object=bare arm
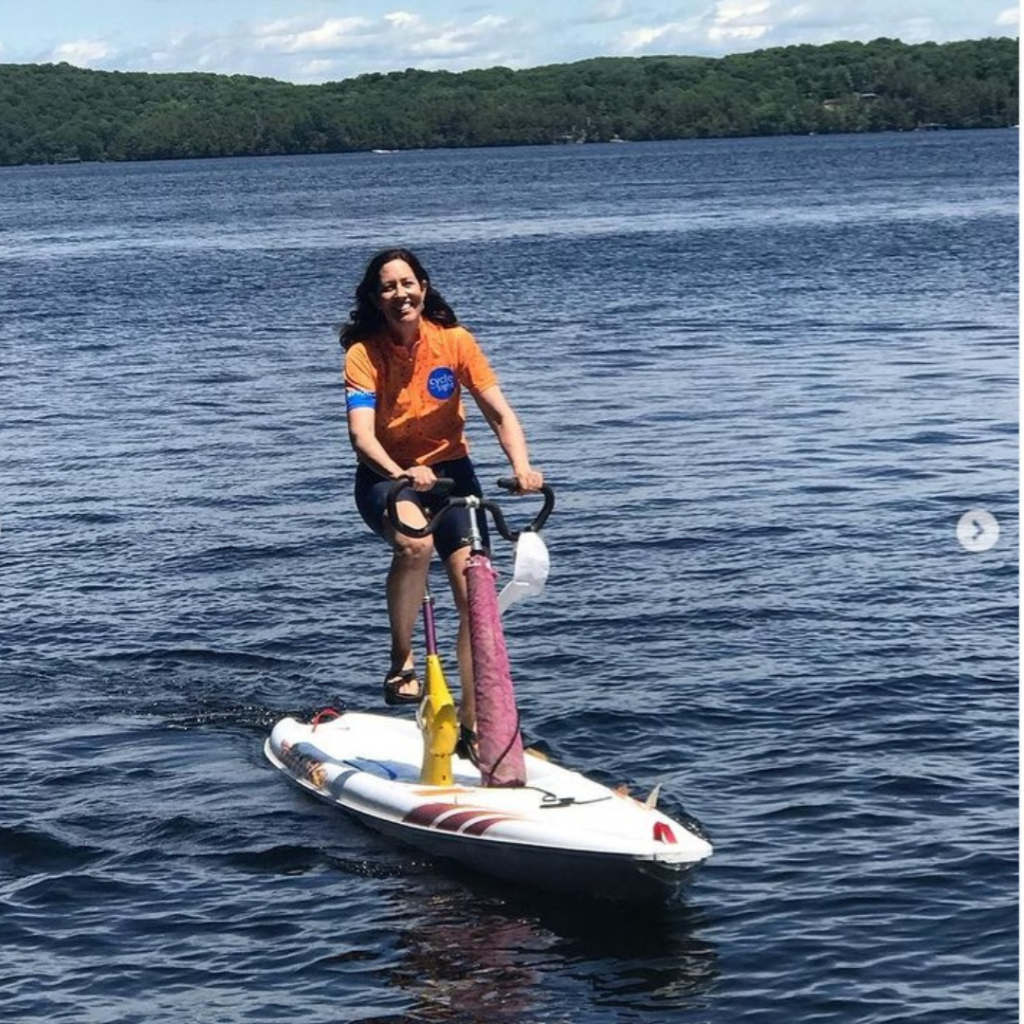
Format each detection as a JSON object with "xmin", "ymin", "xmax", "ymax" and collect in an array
[
  {"xmin": 347, "ymin": 407, "xmax": 437, "ymax": 490},
  {"xmin": 472, "ymin": 385, "xmax": 544, "ymax": 492}
]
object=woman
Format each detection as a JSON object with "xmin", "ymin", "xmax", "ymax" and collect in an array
[{"xmin": 340, "ymin": 248, "xmax": 544, "ymax": 746}]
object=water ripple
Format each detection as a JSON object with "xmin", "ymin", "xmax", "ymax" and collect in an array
[{"xmin": 0, "ymin": 131, "xmax": 1016, "ymax": 1024}]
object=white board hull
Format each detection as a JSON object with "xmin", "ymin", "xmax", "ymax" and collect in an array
[{"xmin": 265, "ymin": 712, "xmax": 712, "ymax": 902}]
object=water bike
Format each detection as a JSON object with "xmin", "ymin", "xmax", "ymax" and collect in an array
[{"xmin": 265, "ymin": 479, "xmax": 712, "ymax": 903}]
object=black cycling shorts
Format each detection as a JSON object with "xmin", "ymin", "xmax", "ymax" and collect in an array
[{"xmin": 354, "ymin": 456, "xmax": 490, "ymax": 562}]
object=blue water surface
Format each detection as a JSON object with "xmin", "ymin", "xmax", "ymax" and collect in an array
[{"xmin": 0, "ymin": 129, "xmax": 1017, "ymax": 1024}]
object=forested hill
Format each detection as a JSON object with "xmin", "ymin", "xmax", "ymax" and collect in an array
[{"xmin": 0, "ymin": 36, "xmax": 1017, "ymax": 166}]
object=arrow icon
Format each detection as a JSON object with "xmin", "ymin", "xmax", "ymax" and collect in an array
[{"xmin": 957, "ymin": 509, "xmax": 999, "ymax": 553}]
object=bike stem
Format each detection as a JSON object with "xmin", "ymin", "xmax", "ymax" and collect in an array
[
  {"xmin": 422, "ymin": 578, "xmax": 439, "ymax": 657},
  {"xmin": 463, "ymin": 496, "xmax": 487, "ymax": 555}
]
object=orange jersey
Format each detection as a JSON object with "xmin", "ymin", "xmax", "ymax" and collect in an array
[{"xmin": 344, "ymin": 319, "xmax": 499, "ymax": 467}]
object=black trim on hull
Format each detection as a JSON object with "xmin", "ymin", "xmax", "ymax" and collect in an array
[{"xmin": 348, "ymin": 799, "xmax": 702, "ymax": 904}]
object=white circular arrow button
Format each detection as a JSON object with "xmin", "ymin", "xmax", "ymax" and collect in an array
[{"xmin": 956, "ymin": 509, "xmax": 999, "ymax": 553}]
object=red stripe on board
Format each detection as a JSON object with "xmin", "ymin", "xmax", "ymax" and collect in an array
[
  {"xmin": 461, "ymin": 816, "xmax": 512, "ymax": 836},
  {"xmin": 402, "ymin": 802, "xmax": 458, "ymax": 827},
  {"xmin": 432, "ymin": 809, "xmax": 487, "ymax": 832},
  {"xmin": 402, "ymin": 802, "xmax": 520, "ymax": 835}
]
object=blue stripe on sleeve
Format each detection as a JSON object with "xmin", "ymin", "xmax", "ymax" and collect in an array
[{"xmin": 346, "ymin": 388, "xmax": 376, "ymax": 411}]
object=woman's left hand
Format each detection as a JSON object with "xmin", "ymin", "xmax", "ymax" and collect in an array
[{"xmin": 513, "ymin": 466, "xmax": 545, "ymax": 493}]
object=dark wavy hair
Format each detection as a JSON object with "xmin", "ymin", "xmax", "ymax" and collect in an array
[{"xmin": 339, "ymin": 248, "xmax": 459, "ymax": 350}]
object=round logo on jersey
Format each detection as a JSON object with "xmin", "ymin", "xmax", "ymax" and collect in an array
[{"xmin": 427, "ymin": 366, "xmax": 457, "ymax": 400}]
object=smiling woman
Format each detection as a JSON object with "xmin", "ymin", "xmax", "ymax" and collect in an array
[{"xmin": 338, "ymin": 247, "xmax": 545, "ymax": 747}]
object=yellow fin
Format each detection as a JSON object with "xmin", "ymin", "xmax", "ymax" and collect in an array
[{"xmin": 419, "ymin": 654, "xmax": 457, "ymax": 785}]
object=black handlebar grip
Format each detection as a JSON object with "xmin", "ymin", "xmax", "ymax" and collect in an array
[
  {"xmin": 494, "ymin": 479, "xmax": 555, "ymax": 534},
  {"xmin": 385, "ymin": 476, "xmax": 455, "ymax": 537}
]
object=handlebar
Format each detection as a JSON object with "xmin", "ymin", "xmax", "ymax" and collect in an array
[{"xmin": 386, "ymin": 476, "xmax": 555, "ymax": 544}]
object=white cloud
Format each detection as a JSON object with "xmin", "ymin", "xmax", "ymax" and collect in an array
[
  {"xmin": 894, "ymin": 16, "xmax": 941, "ymax": 42},
  {"xmin": 298, "ymin": 58, "xmax": 337, "ymax": 78},
  {"xmin": 246, "ymin": 11, "xmax": 521, "ymax": 72},
  {"xmin": 409, "ymin": 16, "xmax": 513, "ymax": 58},
  {"xmin": 707, "ymin": 0, "xmax": 775, "ymax": 43},
  {"xmin": 26, "ymin": 2, "xmax": 1015, "ymax": 85},
  {"xmin": 616, "ymin": 0, "xmax": 979, "ymax": 58},
  {"xmin": 617, "ymin": 0, "xmax": 781, "ymax": 54},
  {"xmin": 619, "ymin": 24, "xmax": 682, "ymax": 50},
  {"xmin": 384, "ymin": 12, "xmax": 423, "ymax": 30},
  {"xmin": 714, "ymin": 0, "xmax": 772, "ymax": 23},
  {"xmin": 582, "ymin": 0, "xmax": 630, "ymax": 23},
  {"xmin": 255, "ymin": 17, "xmax": 375, "ymax": 54},
  {"xmin": 51, "ymin": 38, "xmax": 114, "ymax": 66}
]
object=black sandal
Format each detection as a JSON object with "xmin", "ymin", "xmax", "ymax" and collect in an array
[
  {"xmin": 383, "ymin": 669, "xmax": 422, "ymax": 706},
  {"xmin": 454, "ymin": 724, "xmax": 479, "ymax": 764}
]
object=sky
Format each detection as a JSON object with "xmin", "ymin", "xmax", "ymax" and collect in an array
[{"xmin": 0, "ymin": 0, "xmax": 1018, "ymax": 84}]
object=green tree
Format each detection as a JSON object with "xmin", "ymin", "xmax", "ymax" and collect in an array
[{"xmin": 0, "ymin": 38, "xmax": 1016, "ymax": 166}]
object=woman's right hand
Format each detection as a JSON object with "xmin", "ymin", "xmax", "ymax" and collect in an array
[{"xmin": 401, "ymin": 465, "xmax": 437, "ymax": 492}]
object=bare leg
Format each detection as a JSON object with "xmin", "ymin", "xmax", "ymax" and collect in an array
[
  {"xmin": 444, "ymin": 545, "xmax": 474, "ymax": 729},
  {"xmin": 385, "ymin": 500, "xmax": 433, "ymax": 697}
]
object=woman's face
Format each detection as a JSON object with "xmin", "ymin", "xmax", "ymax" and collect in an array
[{"xmin": 375, "ymin": 259, "xmax": 426, "ymax": 332}]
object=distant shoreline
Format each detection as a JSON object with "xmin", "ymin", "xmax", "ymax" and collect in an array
[
  {"xmin": 3, "ymin": 124, "xmax": 1017, "ymax": 174},
  {"xmin": 0, "ymin": 37, "xmax": 1017, "ymax": 167}
]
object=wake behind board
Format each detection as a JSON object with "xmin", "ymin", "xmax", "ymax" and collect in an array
[{"xmin": 265, "ymin": 711, "xmax": 712, "ymax": 903}]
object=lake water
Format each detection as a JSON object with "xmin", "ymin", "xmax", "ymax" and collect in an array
[{"xmin": 0, "ymin": 129, "xmax": 1017, "ymax": 1024}]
